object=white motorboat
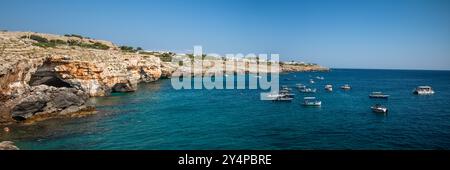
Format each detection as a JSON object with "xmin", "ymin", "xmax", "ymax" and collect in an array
[
  {"xmin": 273, "ymin": 96, "xmax": 294, "ymax": 102},
  {"xmin": 302, "ymin": 97, "xmax": 321, "ymax": 107},
  {"xmin": 296, "ymin": 84, "xmax": 306, "ymax": 89},
  {"xmin": 325, "ymin": 85, "xmax": 333, "ymax": 92},
  {"xmin": 371, "ymin": 104, "xmax": 388, "ymax": 113},
  {"xmin": 369, "ymin": 92, "xmax": 389, "ymax": 99},
  {"xmin": 341, "ymin": 84, "xmax": 351, "ymax": 90},
  {"xmin": 299, "ymin": 88, "xmax": 317, "ymax": 93},
  {"xmin": 413, "ymin": 86, "xmax": 435, "ymax": 95}
]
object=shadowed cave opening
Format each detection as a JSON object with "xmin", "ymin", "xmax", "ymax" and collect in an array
[
  {"xmin": 29, "ymin": 62, "xmax": 73, "ymax": 88},
  {"xmin": 112, "ymin": 83, "xmax": 133, "ymax": 92}
]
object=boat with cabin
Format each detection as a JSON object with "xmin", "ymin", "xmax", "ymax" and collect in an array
[{"xmin": 413, "ymin": 86, "xmax": 435, "ymax": 95}]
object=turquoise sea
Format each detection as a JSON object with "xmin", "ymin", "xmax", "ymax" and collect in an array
[{"xmin": 1, "ymin": 69, "xmax": 450, "ymax": 149}]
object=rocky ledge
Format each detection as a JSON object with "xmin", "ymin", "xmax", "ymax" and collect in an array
[{"xmin": 0, "ymin": 31, "xmax": 328, "ymax": 124}]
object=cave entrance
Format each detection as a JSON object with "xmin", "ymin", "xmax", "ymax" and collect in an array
[{"xmin": 29, "ymin": 62, "xmax": 73, "ymax": 88}]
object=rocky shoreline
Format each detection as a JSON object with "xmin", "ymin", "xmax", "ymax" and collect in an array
[{"xmin": 0, "ymin": 31, "xmax": 329, "ymax": 125}]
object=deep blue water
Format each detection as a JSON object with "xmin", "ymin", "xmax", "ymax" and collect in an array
[{"xmin": 2, "ymin": 69, "xmax": 450, "ymax": 149}]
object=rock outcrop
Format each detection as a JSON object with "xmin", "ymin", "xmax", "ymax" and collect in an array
[
  {"xmin": 10, "ymin": 85, "xmax": 92, "ymax": 121},
  {"xmin": 0, "ymin": 31, "xmax": 162, "ymax": 124},
  {"xmin": 0, "ymin": 141, "xmax": 19, "ymax": 150},
  {"xmin": 281, "ymin": 63, "xmax": 330, "ymax": 72}
]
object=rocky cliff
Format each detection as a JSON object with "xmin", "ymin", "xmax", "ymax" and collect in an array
[
  {"xmin": 0, "ymin": 31, "xmax": 162, "ymax": 124},
  {"xmin": 0, "ymin": 31, "xmax": 328, "ymax": 124}
]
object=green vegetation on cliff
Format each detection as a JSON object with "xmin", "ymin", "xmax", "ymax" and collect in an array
[
  {"xmin": 119, "ymin": 46, "xmax": 143, "ymax": 53},
  {"xmin": 21, "ymin": 34, "xmax": 109, "ymax": 50}
]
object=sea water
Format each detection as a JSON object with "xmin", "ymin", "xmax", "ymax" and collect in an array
[{"xmin": 2, "ymin": 69, "xmax": 450, "ymax": 149}]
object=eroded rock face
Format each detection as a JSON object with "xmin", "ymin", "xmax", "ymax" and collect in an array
[
  {"xmin": 160, "ymin": 62, "xmax": 178, "ymax": 78},
  {"xmin": 11, "ymin": 100, "xmax": 47, "ymax": 120},
  {"xmin": 10, "ymin": 85, "xmax": 90, "ymax": 121}
]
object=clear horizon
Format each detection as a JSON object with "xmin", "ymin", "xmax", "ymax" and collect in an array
[{"xmin": 0, "ymin": 0, "xmax": 449, "ymax": 70}]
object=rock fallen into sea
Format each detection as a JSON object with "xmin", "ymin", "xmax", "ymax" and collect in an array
[
  {"xmin": 0, "ymin": 141, "xmax": 19, "ymax": 150},
  {"xmin": 10, "ymin": 85, "xmax": 90, "ymax": 121}
]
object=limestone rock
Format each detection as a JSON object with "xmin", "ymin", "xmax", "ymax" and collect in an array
[
  {"xmin": 9, "ymin": 85, "xmax": 90, "ymax": 121},
  {"xmin": 0, "ymin": 31, "xmax": 164, "ymax": 123}
]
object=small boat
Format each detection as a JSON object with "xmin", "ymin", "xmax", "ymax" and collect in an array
[
  {"xmin": 369, "ymin": 92, "xmax": 389, "ymax": 99},
  {"xmin": 299, "ymin": 88, "xmax": 317, "ymax": 93},
  {"xmin": 255, "ymin": 75, "xmax": 262, "ymax": 79},
  {"xmin": 309, "ymin": 79, "xmax": 315, "ymax": 84},
  {"xmin": 281, "ymin": 85, "xmax": 292, "ymax": 91},
  {"xmin": 273, "ymin": 97, "xmax": 293, "ymax": 101},
  {"xmin": 296, "ymin": 84, "xmax": 306, "ymax": 89},
  {"xmin": 267, "ymin": 93, "xmax": 285, "ymax": 98},
  {"xmin": 280, "ymin": 90, "xmax": 295, "ymax": 98},
  {"xmin": 371, "ymin": 104, "xmax": 388, "ymax": 113},
  {"xmin": 269, "ymin": 94, "xmax": 293, "ymax": 102},
  {"xmin": 341, "ymin": 84, "xmax": 351, "ymax": 90},
  {"xmin": 316, "ymin": 76, "xmax": 324, "ymax": 80},
  {"xmin": 302, "ymin": 97, "xmax": 321, "ymax": 106},
  {"xmin": 413, "ymin": 86, "xmax": 435, "ymax": 95},
  {"xmin": 325, "ymin": 85, "xmax": 333, "ymax": 92}
]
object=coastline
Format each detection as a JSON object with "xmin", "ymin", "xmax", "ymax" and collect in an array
[{"xmin": 0, "ymin": 31, "xmax": 329, "ymax": 125}]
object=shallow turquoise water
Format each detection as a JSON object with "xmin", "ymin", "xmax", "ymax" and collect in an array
[{"xmin": 2, "ymin": 69, "xmax": 450, "ymax": 149}]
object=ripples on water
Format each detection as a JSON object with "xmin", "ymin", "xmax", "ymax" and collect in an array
[{"xmin": 2, "ymin": 69, "xmax": 450, "ymax": 149}]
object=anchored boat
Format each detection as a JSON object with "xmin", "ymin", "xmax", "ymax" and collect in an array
[
  {"xmin": 273, "ymin": 96, "xmax": 294, "ymax": 101},
  {"xmin": 281, "ymin": 85, "xmax": 293, "ymax": 91},
  {"xmin": 296, "ymin": 84, "xmax": 306, "ymax": 89},
  {"xmin": 302, "ymin": 97, "xmax": 321, "ymax": 107},
  {"xmin": 299, "ymin": 88, "xmax": 317, "ymax": 93},
  {"xmin": 413, "ymin": 86, "xmax": 435, "ymax": 95},
  {"xmin": 371, "ymin": 104, "xmax": 388, "ymax": 113},
  {"xmin": 325, "ymin": 85, "xmax": 333, "ymax": 92},
  {"xmin": 280, "ymin": 90, "xmax": 295, "ymax": 98},
  {"xmin": 369, "ymin": 92, "xmax": 389, "ymax": 99},
  {"xmin": 341, "ymin": 84, "xmax": 351, "ymax": 90}
]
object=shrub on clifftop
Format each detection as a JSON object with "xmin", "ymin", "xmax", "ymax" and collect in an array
[{"xmin": 64, "ymin": 34, "xmax": 84, "ymax": 39}]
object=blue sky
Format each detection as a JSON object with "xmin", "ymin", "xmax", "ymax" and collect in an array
[{"xmin": 0, "ymin": 0, "xmax": 449, "ymax": 70}]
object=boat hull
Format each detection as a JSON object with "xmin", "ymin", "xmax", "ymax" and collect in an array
[
  {"xmin": 371, "ymin": 107, "xmax": 388, "ymax": 113},
  {"xmin": 413, "ymin": 91, "xmax": 435, "ymax": 95},
  {"xmin": 369, "ymin": 95, "xmax": 389, "ymax": 99}
]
